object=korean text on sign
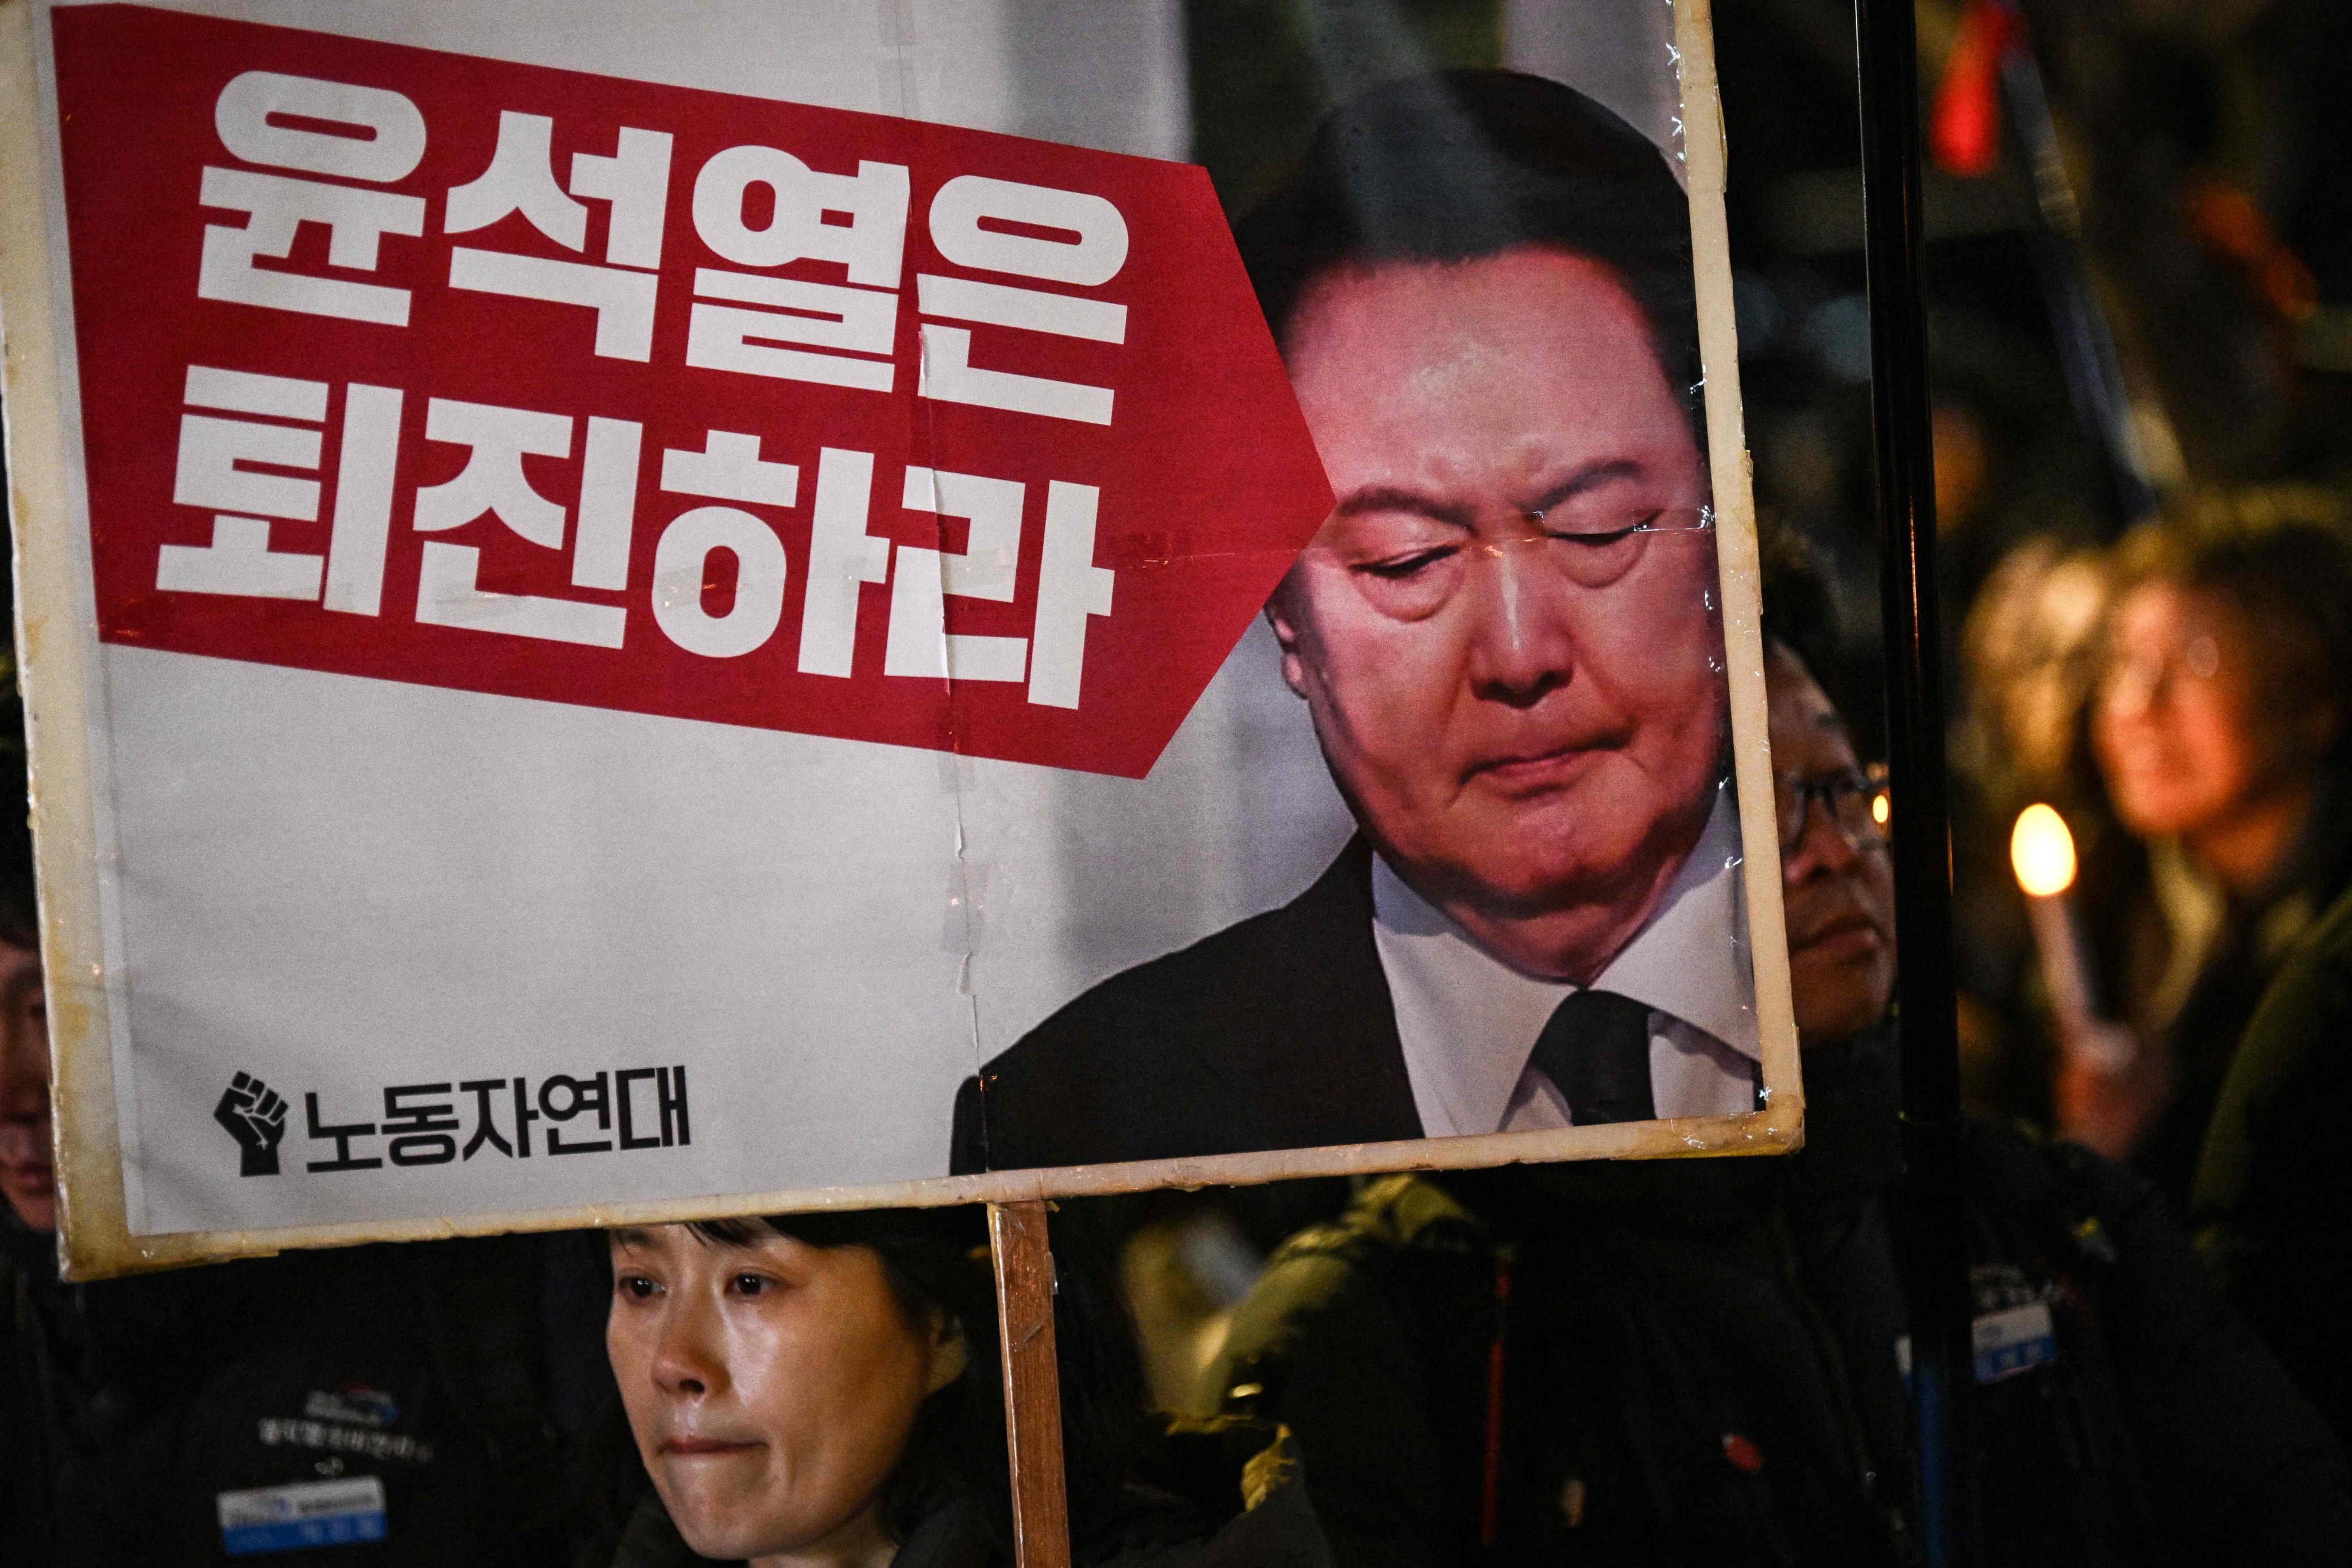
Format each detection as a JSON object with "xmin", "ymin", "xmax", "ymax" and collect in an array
[{"xmin": 53, "ymin": 5, "xmax": 1331, "ymax": 778}]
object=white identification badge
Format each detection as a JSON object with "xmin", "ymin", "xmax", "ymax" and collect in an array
[
  {"xmin": 217, "ymin": 1476, "xmax": 388, "ymax": 1555},
  {"xmin": 1971, "ymin": 1300, "xmax": 2059, "ymax": 1384}
]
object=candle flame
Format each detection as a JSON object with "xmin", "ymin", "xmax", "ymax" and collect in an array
[{"xmin": 2011, "ymin": 804, "xmax": 2077, "ymax": 898}]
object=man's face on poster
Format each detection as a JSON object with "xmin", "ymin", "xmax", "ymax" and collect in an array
[{"xmin": 1269, "ymin": 246, "xmax": 1727, "ymax": 980}]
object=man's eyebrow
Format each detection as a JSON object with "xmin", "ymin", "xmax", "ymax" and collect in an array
[
  {"xmin": 1333, "ymin": 458, "xmax": 1651, "ymax": 528},
  {"xmin": 1331, "ymin": 486, "xmax": 1479, "ymax": 528},
  {"xmin": 1528, "ymin": 460, "xmax": 1644, "ymax": 515}
]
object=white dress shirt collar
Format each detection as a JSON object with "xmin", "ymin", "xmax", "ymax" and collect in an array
[{"xmin": 1369, "ymin": 784, "xmax": 1758, "ymax": 1136}]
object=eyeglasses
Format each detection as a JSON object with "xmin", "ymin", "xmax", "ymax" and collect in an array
[{"xmin": 1774, "ymin": 762, "xmax": 1890, "ymax": 855}]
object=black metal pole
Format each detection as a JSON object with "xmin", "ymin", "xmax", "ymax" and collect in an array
[{"xmin": 1853, "ymin": 0, "xmax": 1976, "ymax": 1562}]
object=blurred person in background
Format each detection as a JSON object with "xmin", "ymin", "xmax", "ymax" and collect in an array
[
  {"xmin": 2191, "ymin": 855, "xmax": 2352, "ymax": 1446},
  {"xmin": 2172, "ymin": 508, "xmax": 2352, "ymax": 1437},
  {"xmin": 1115, "ymin": 1203, "xmax": 1269, "ymax": 1418},
  {"xmin": 1195, "ymin": 531, "xmax": 2351, "ymax": 1568},
  {"xmin": 1953, "ymin": 538, "xmax": 2121, "ymax": 1121},
  {"xmin": 600, "ymin": 1208, "xmax": 1329, "ymax": 1567},
  {"xmin": 2071, "ymin": 496, "xmax": 2352, "ymax": 1207}
]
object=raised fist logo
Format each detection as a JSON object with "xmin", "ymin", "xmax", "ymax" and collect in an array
[{"xmin": 214, "ymin": 1072, "xmax": 288, "ymax": 1177}]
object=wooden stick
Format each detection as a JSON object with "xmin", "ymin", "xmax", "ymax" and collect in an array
[{"xmin": 989, "ymin": 1200, "xmax": 1071, "ymax": 1568}]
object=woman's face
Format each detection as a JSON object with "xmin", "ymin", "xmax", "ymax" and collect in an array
[
  {"xmin": 608, "ymin": 1225, "xmax": 964, "ymax": 1566},
  {"xmin": 2092, "ymin": 582, "xmax": 2285, "ymax": 841}
]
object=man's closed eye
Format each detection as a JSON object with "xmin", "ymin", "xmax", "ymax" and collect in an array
[{"xmin": 1360, "ymin": 546, "xmax": 1458, "ymax": 580}]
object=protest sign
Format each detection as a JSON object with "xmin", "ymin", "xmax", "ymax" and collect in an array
[{"xmin": 0, "ymin": 0, "xmax": 1797, "ymax": 1279}]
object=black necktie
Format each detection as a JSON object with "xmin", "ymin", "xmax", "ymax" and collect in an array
[{"xmin": 1530, "ymin": 989, "xmax": 1656, "ymax": 1125}]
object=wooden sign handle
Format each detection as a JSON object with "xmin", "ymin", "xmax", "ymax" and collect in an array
[{"xmin": 988, "ymin": 1200, "xmax": 1072, "ymax": 1568}]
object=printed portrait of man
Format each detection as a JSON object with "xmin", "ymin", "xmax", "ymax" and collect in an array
[{"xmin": 951, "ymin": 69, "xmax": 1755, "ymax": 1173}]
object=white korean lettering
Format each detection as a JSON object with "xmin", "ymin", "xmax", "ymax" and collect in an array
[
  {"xmin": 445, "ymin": 112, "xmax": 588, "ymax": 249},
  {"xmin": 1029, "ymin": 480, "xmax": 1114, "ymax": 709},
  {"xmin": 573, "ymin": 418, "xmax": 644, "ymax": 593},
  {"xmin": 159, "ymin": 365, "xmax": 329, "ymax": 600},
  {"xmin": 198, "ymin": 167, "xmax": 426, "ymax": 325},
  {"xmin": 569, "ymin": 127, "xmax": 674, "ymax": 269},
  {"xmin": 795, "ymin": 447, "xmax": 890, "ymax": 678},
  {"xmin": 410, "ymin": 399, "xmax": 629, "ymax": 646},
  {"xmin": 916, "ymin": 177, "xmax": 1126, "ymax": 424},
  {"xmin": 914, "ymin": 271, "xmax": 1122, "ymax": 425},
  {"xmin": 685, "ymin": 268, "xmax": 895, "ymax": 391},
  {"xmin": 928, "ymin": 175, "xmax": 1127, "ymax": 286},
  {"xmin": 174, "ymin": 412, "xmax": 319, "ymax": 520},
  {"xmin": 214, "ymin": 71, "xmax": 426, "ymax": 184},
  {"xmin": 157, "ymin": 515, "xmax": 322, "ymax": 600},
  {"xmin": 691, "ymin": 145, "xmax": 909, "ymax": 286},
  {"xmin": 651, "ymin": 506, "xmax": 789, "ymax": 658},
  {"xmin": 412, "ymin": 398, "xmax": 571, "ymax": 545},
  {"xmin": 199, "ymin": 73, "xmax": 427, "ymax": 326},
  {"xmin": 447, "ymin": 248, "xmax": 657, "ymax": 360},
  {"xmin": 322, "ymin": 384, "xmax": 405, "ymax": 616},
  {"xmin": 185, "ymin": 363, "xmax": 328, "ymax": 421},
  {"xmin": 659, "ymin": 430, "xmax": 800, "ymax": 508},
  {"xmin": 916, "ymin": 273, "xmax": 1126, "ymax": 343},
  {"xmin": 416, "ymin": 542, "xmax": 624, "ymax": 647},
  {"xmin": 650, "ymin": 432, "xmax": 796, "ymax": 657},
  {"xmin": 884, "ymin": 466, "xmax": 1025, "ymax": 683},
  {"xmin": 917, "ymin": 323, "xmax": 1112, "ymax": 424},
  {"xmin": 695, "ymin": 269, "xmax": 894, "ymax": 354},
  {"xmin": 443, "ymin": 115, "xmax": 674, "ymax": 267},
  {"xmin": 442, "ymin": 113, "xmax": 673, "ymax": 353}
]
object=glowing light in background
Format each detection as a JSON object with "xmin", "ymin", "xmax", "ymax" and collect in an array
[{"xmin": 2011, "ymin": 804, "xmax": 2077, "ymax": 898}]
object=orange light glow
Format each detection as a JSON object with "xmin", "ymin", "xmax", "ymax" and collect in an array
[{"xmin": 2011, "ymin": 804, "xmax": 2077, "ymax": 898}]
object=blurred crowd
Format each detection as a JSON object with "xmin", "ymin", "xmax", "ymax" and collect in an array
[{"xmin": 9, "ymin": 0, "xmax": 2352, "ymax": 1563}]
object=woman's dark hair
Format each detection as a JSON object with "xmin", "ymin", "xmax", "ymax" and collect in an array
[
  {"xmin": 676, "ymin": 1205, "xmax": 1128, "ymax": 1551},
  {"xmin": 2108, "ymin": 488, "xmax": 2352, "ymax": 769},
  {"xmin": 1234, "ymin": 68, "xmax": 1703, "ymax": 451}
]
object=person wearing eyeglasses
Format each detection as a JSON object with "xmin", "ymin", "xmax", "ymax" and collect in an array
[
  {"xmin": 1773, "ymin": 755, "xmax": 1896, "ymax": 1047},
  {"xmin": 954, "ymin": 71, "xmax": 1754, "ymax": 1175},
  {"xmin": 2071, "ymin": 504, "xmax": 2352, "ymax": 1210}
]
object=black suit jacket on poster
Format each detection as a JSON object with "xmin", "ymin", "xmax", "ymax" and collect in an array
[{"xmin": 949, "ymin": 838, "xmax": 1426, "ymax": 1173}]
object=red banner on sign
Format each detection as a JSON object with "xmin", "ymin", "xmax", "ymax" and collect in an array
[{"xmin": 49, "ymin": 4, "xmax": 1330, "ymax": 778}]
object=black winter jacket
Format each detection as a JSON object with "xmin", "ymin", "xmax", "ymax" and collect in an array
[
  {"xmin": 2191, "ymin": 876, "xmax": 2352, "ymax": 1443},
  {"xmin": 605, "ymin": 1427, "xmax": 1335, "ymax": 1568},
  {"xmin": 1201, "ymin": 1031, "xmax": 2352, "ymax": 1567},
  {"xmin": 0, "ymin": 1222, "xmax": 605, "ymax": 1566}
]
